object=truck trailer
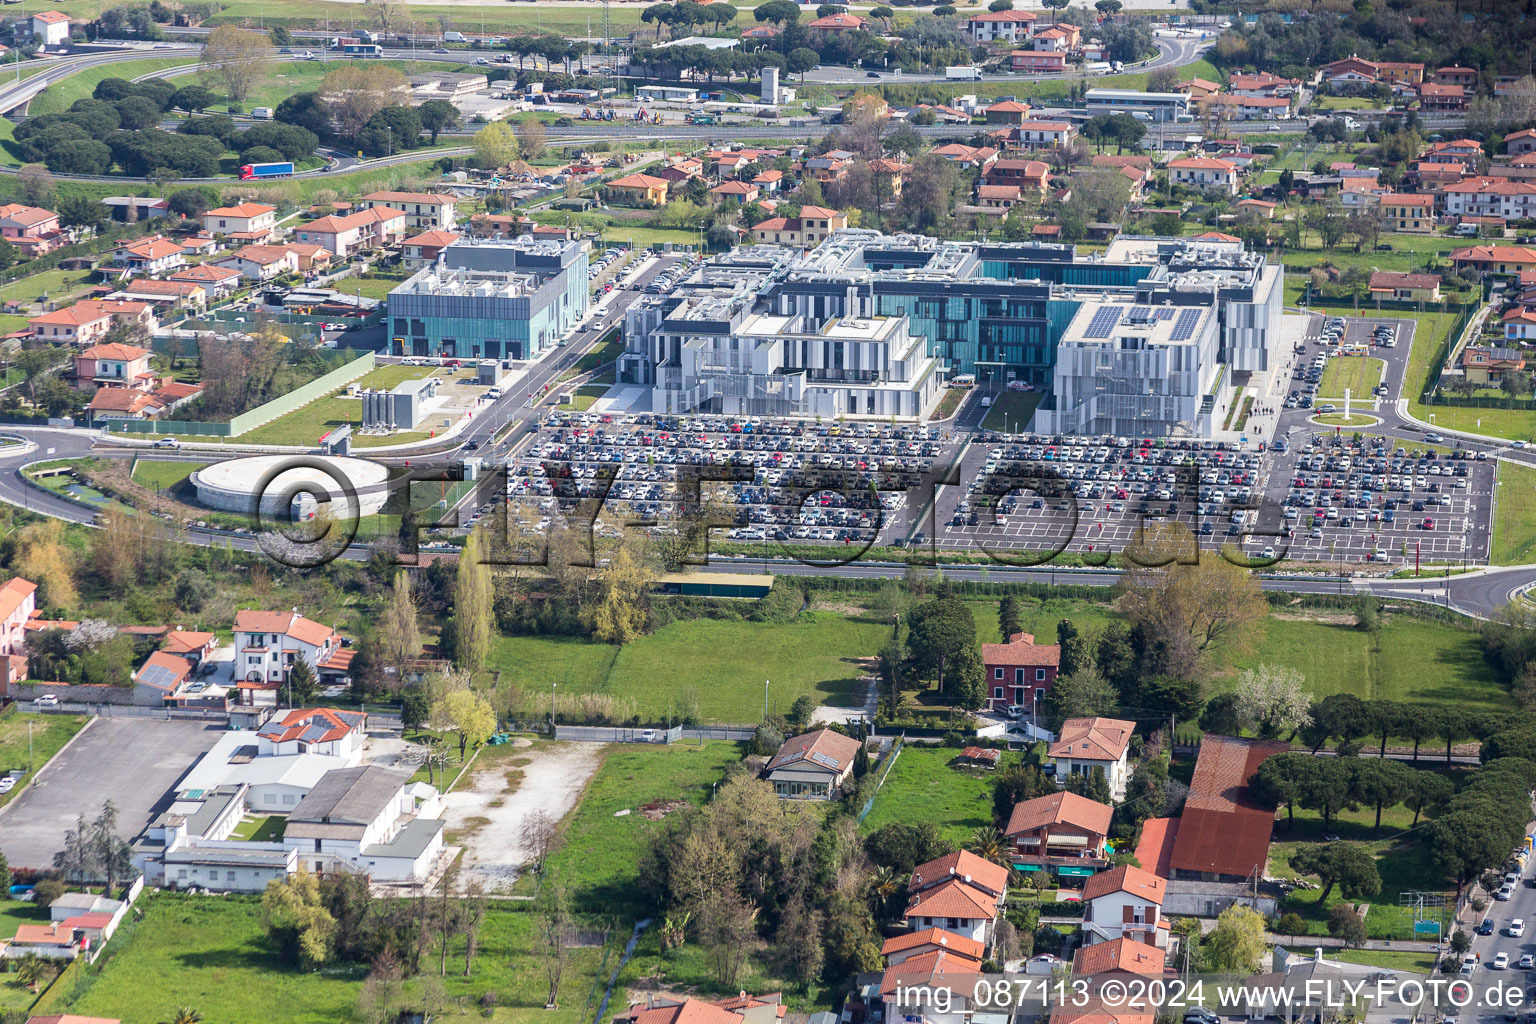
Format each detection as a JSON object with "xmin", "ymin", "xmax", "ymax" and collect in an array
[
  {"xmin": 945, "ymin": 66, "xmax": 982, "ymax": 81},
  {"xmin": 240, "ymin": 162, "xmax": 296, "ymax": 180}
]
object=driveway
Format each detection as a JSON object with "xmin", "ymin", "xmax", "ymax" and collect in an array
[{"xmin": 0, "ymin": 717, "xmax": 224, "ymax": 870}]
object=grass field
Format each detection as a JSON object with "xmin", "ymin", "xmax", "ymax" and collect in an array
[
  {"xmin": 28, "ymin": 58, "xmax": 201, "ymax": 117},
  {"xmin": 234, "ymin": 365, "xmax": 438, "ymax": 448},
  {"xmin": 860, "ymin": 745, "xmax": 1013, "ymax": 846},
  {"xmin": 1494, "ymin": 459, "xmax": 1536, "ymax": 565},
  {"xmin": 488, "ymin": 614, "xmax": 886, "ymax": 724},
  {"xmin": 0, "ymin": 900, "xmax": 52, "ymax": 1012},
  {"xmin": 64, "ymin": 892, "xmax": 617, "ymax": 1024},
  {"xmin": 981, "ymin": 390, "xmax": 1043, "ymax": 433},
  {"xmin": 544, "ymin": 742, "xmax": 743, "ymax": 914},
  {"xmin": 1399, "ymin": 310, "xmax": 1536, "ymax": 441},
  {"xmin": 130, "ymin": 460, "xmax": 208, "ymax": 494},
  {"xmin": 0, "ymin": 712, "xmax": 88, "ymax": 809},
  {"xmin": 0, "ymin": 268, "xmax": 96, "ymax": 308},
  {"xmin": 1293, "ymin": 948, "xmax": 1435, "ymax": 974},
  {"xmin": 228, "ymin": 815, "xmax": 285, "ymax": 841},
  {"xmin": 1317, "ymin": 356, "xmax": 1384, "ymax": 398}
]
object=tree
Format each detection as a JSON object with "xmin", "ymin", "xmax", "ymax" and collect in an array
[
  {"xmin": 998, "ymin": 596, "xmax": 1022, "ymax": 643},
  {"xmin": 1201, "ymin": 904, "xmax": 1266, "ymax": 974},
  {"xmin": 438, "ymin": 687, "xmax": 496, "ymax": 760},
  {"xmin": 320, "ymin": 65, "xmax": 408, "ymax": 137},
  {"xmin": 697, "ymin": 891, "xmax": 759, "ymax": 988},
  {"xmin": 864, "ymin": 821, "xmax": 953, "ymax": 874},
  {"xmin": 1328, "ymin": 903, "xmax": 1368, "ymax": 948},
  {"xmin": 1403, "ymin": 769, "xmax": 1453, "ymax": 828},
  {"xmin": 15, "ymin": 519, "xmax": 77, "ymax": 610},
  {"xmin": 1118, "ymin": 523, "xmax": 1266, "ymax": 668},
  {"xmin": 47, "ymin": 140, "xmax": 113, "ymax": 177},
  {"xmin": 473, "ymin": 121, "xmax": 519, "ymax": 169},
  {"xmin": 417, "ymin": 98, "xmax": 459, "ymax": 143},
  {"xmin": 905, "ymin": 595, "xmax": 981, "ymax": 699},
  {"xmin": 965, "ymin": 826, "xmax": 1008, "ymax": 866},
  {"xmin": 1095, "ymin": 0, "xmax": 1123, "ymax": 14},
  {"xmin": 201, "ymin": 26, "xmax": 270, "ymax": 102},
  {"xmin": 260, "ymin": 870, "xmax": 336, "ymax": 969},
  {"xmin": 1231, "ymin": 664, "xmax": 1313, "ymax": 738},
  {"xmin": 992, "ymin": 760, "xmax": 1053, "ymax": 825},
  {"xmin": 453, "ymin": 531, "xmax": 493, "ymax": 672},
  {"xmin": 1349, "ymin": 758, "xmax": 1412, "ymax": 829},
  {"xmin": 787, "ymin": 47, "xmax": 819, "ymax": 83},
  {"xmin": 535, "ymin": 877, "xmax": 573, "ymax": 1007},
  {"xmin": 17, "ymin": 164, "xmax": 55, "ymax": 207},
  {"xmin": 755, "ymin": 0, "xmax": 800, "ymax": 25},
  {"xmin": 1043, "ymin": 667, "xmax": 1119, "ymax": 729},
  {"xmin": 1251, "ymin": 752, "xmax": 1310, "ymax": 826},
  {"xmin": 401, "ymin": 687, "xmax": 429, "ymax": 729},
  {"xmin": 1291, "ymin": 842, "xmax": 1381, "ymax": 905},
  {"xmin": 275, "ymin": 92, "xmax": 333, "ymax": 137},
  {"xmin": 516, "ymin": 117, "xmax": 547, "ymax": 160},
  {"xmin": 521, "ymin": 808, "xmax": 558, "ymax": 873},
  {"xmin": 1146, "ymin": 65, "xmax": 1179, "ymax": 93},
  {"xmin": 287, "ymin": 658, "xmax": 318, "ymax": 706},
  {"xmin": 586, "ymin": 540, "xmax": 648, "ymax": 645},
  {"xmin": 1298, "ymin": 757, "xmax": 1353, "ymax": 830},
  {"xmin": 169, "ymin": 1008, "xmax": 203, "ymax": 1024},
  {"xmin": 1276, "ymin": 911, "xmax": 1307, "ymax": 938},
  {"xmin": 380, "ymin": 570, "xmax": 421, "ymax": 673}
]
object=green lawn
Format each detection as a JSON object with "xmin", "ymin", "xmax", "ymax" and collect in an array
[
  {"xmin": 981, "ymin": 390, "xmax": 1043, "ymax": 433},
  {"xmin": 0, "ymin": 269, "xmax": 96, "ymax": 308},
  {"xmin": 570, "ymin": 384, "xmax": 607, "ymax": 412},
  {"xmin": 489, "ymin": 614, "xmax": 886, "ymax": 724},
  {"xmin": 1399, "ymin": 309, "xmax": 1536, "ymax": 441},
  {"xmin": 28, "ymin": 58, "xmax": 202, "ymax": 117},
  {"xmin": 0, "ymin": 712, "xmax": 88, "ymax": 809},
  {"xmin": 228, "ymin": 815, "xmax": 285, "ymax": 841},
  {"xmin": 130, "ymin": 460, "xmax": 208, "ymax": 494},
  {"xmin": 64, "ymin": 892, "xmax": 617, "ymax": 1024},
  {"xmin": 1495, "ymin": 459, "xmax": 1536, "ymax": 565},
  {"xmin": 233, "ymin": 366, "xmax": 438, "ymax": 448},
  {"xmin": 544, "ymin": 742, "xmax": 744, "ymax": 914},
  {"xmin": 1311, "ymin": 95, "xmax": 1385, "ymax": 110},
  {"xmin": 0, "ymin": 900, "xmax": 52, "ymax": 1012},
  {"xmin": 860, "ymin": 745, "xmax": 1012, "ymax": 846},
  {"xmin": 1317, "ymin": 356, "xmax": 1385, "ymax": 399},
  {"xmin": 335, "ymin": 276, "xmax": 405, "ymax": 301},
  {"xmin": 1292, "ymin": 948, "xmax": 1435, "ymax": 974}
]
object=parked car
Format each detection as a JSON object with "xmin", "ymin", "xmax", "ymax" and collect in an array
[{"xmin": 33, "ymin": 694, "xmax": 58, "ymax": 707}]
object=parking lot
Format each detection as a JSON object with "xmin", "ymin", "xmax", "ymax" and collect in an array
[{"xmin": 0, "ymin": 717, "xmax": 223, "ymax": 869}]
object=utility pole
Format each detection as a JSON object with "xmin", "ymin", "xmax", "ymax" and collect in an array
[{"xmin": 763, "ymin": 678, "xmax": 769, "ymax": 721}]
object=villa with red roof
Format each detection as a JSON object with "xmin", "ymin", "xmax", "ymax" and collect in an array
[
  {"xmin": 111, "ymin": 235, "xmax": 186, "ymax": 276},
  {"xmin": 403, "ymin": 229, "xmax": 460, "ymax": 267},
  {"xmin": 1049, "ymin": 717, "xmax": 1134, "ymax": 800},
  {"xmin": 0, "ymin": 203, "xmax": 63, "ymax": 255},
  {"xmin": 750, "ymin": 206, "xmax": 846, "ymax": 247},
  {"xmin": 982, "ymin": 631, "xmax": 1060, "ymax": 712},
  {"xmin": 29, "ymin": 10, "xmax": 71, "ymax": 47},
  {"xmin": 30, "ymin": 300, "xmax": 154, "ymax": 346},
  {"xmin": 168, "ymin": 263, "xmax": 243, "ymax": 298},
  {"xmin": 881, "ymin": 927, "xmax": 984, "ymax": 968},
  {"xmin": 72, "ymin": 342, "xmax": 152, "ymax": 392},
  {"xmin": 1167, "ymin": 156, "xmax": 1238, "ymax": 195},
  {"xmin": 764, "ymin": 727, "xmax": 863, "ymax": 799},
  {"xmin": 361, "ymin": 190, "xmax": 457, "ymax": 230},
  {"xmin": 256, "ymin": 707, "xmax": 368, "ymax": 761},
  {"xmin": 1165, "ymin": 735, "xmax": 1289, "ymax": 885},
  {"xmin": 1072, "ymin": 936, "xmax": 1167, "ymax": 979},
  {"xmin": 1005, "ymin": 790, "xmax": 1113, "ymax": 881},
  {"xmin": 807, "ymin": 11, "xmax": 863, "ymax": 32},
  {"xmin": 1508, "ymin": 128, "xmax": 1536, "ymax": 157},
  {"xmin": 233, "ymin": 609, "xmax": 348, "ymax": 687},
  {"xmin": 294, "ymin": 206, "xmax": 406, "ymax": 258},
  {"xmin": 967, "ymin": 8, "xmax": 1036, "ymax": 43},
  {"xmin": 614, "ymin": 994, "xmax": 786, "ymax": 1024},
  {"xmin": 203, "ymin": 202, "xmax": 277, "ymax": 243},
  {"xmin": 1081, "ymin": 865, "xmax": 1169, "ymax": 948}
]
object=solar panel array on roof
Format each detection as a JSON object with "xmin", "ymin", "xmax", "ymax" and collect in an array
[
  {"xmin": 1082, "ymin": 305, "xmax": 1123, "ymax": 338},
  {"xmin": 1155, "ymin": 307, "xmax": 1176, "ymax": 320},
  {"xmin": 1170, "ymin": 308, "xmax": 1203, "ymax": 341},
  {"xmin": 1127, "ymin": 305, "xmax": 1151, "ymax": 322},
  {"xmin": 139, "ymin": 662, "xmax": 180, "ymax": 690},
  {"xmin": 809, "ymin": 750, "xmax": 841, "ymax": 769}
]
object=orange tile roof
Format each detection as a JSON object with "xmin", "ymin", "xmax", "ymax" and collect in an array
[
  {"xmin": 1081, "ymin": 864, "xmax": 1166, "ymax": 905},
  {"xmin": 363, "ymin": 190, "xmax": 455, "ymax": 205},
  {"xmin": 31, "ymin": 301, "xmax": 115, "ymax": 327},
  {"xmin": 403, "ymin": 230, "xmax": 459, "ymax": 248},
  {"xmin": 206, "ymin": 202, "xmax": 275, "ymax": 218},
  {"xmin": 982, "ymin": 631, "xmax": 1061, "ymax": 668},
  {"xmin": 766, "ymin": 728, "xmax": 862, "ymax": 773},
  {"xmin": 1049, "ymin": 717, "xmax": 1134, "ymax": 762},
  {"xmin": 170, "ymin": 264, "xmax": 242, "ymax": 283},
  {"xmin": 0, "ymin": 203, "xmax": 57, "ymax": 227},
  {"xmin": 257, "ymin": 707, "xmax": 366, "ymax": 744},
  {"xmin": 1168, "ymin": 156, "xmax": 1236, "ymax": 171},
  {"xmin": 610, "ymin": 173, "xmax": 670, "ymax": 190},
  {"xmin": 905, "ymin": 877, "xmax": 997, "ymax": 921},
  {"xmin": 80, "ymin": 342, "xmax": 148, "ymax": 361},
  {"xmin": 118, "ymin": 236, "xmax": 184, "ymax": 259},
  {"xmin": 1005, "ymin": 791, "xmax": 1113, "ymax": 837},
  {"xmin": 879, "ymin": 949, "xmax": 983, "ymax": 997},
  {"xmin": 1132, "ymin": 816, "xmax": 1178, "ymax": 877},
  {"xmin": 1072, "ymin": 937, "xmax": 1166, "ymax": 977},
  {"xmin": 880, "ymin": 927, "xmax": 984, "ymax": 962},
  {"xmin": 0, "ymin": 577, "xmax": 35, "ymax": 621},
  {"xmin": 910, "ymin": 849, "xmax": 1009, "ymax": 896},
  {"xmin": 32, "ymin": 10, "xmax": 69, "ymax": 23},
  {"xmin": 1167, "ymin": 735, "xmax": 1289, "ymax": 880},
  {"xmin": 234, "ymin": 609, "xmax": 337, "ymax": 647},
  {"xmin": 164, "ymin": 629, "xmax": 215, "ymax": 655}
]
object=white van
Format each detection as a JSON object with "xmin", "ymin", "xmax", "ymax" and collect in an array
[{"xmin": 487, "ymin": 386, "xmax": 503, "ymax": 399}]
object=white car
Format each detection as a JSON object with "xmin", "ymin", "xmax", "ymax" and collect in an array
[
  {"xmin": 1509, "ymin": 919, "xmax": 1526, "ymax": 937},
  {"xmin": 0, "ymin": 777, "xmax": 13, "ymax": 794},
  {"xmin": 33, "ymin": 694, "xmax": 58, "ymax": 707},
  {"xmin": 1493, "ymin": 952, "xmax": 1510, "ymax": 970}
]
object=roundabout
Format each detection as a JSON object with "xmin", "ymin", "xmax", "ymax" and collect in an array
[{"xmin": 190, "ymin": 454, "xmax": 391, "ymax": 517}]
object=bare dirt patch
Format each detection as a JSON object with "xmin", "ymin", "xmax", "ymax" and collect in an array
[
  {"xmin": 439, "ymin": 742, "xmax": 601, "ymax": 891},
  {"xmin": 639, "ymin": 799, "xmax": 685, "ymax": 820}
]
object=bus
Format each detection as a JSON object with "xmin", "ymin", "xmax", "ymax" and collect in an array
[{"xmin": 947, "ymin": 374, "xmax": 976, "ymax": 390}]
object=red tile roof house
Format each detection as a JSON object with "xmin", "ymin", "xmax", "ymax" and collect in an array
[
  {"xmin": 111, "ymin": 234, "xmax": 187, "ymax": 276},
  {"xmin": 763, "ymin": 727, "xmax": 863, "ymax": 799},
  {"xmin": 29, "ymin": 299, "xmax": 154, "ymax": 346},
  {"xmin": 168, "ymin": 263, "xmax": 243, "ymax": 299},
  {"xmin": 1009, "ymin": 50, "xmax": 1066, "ymax": 73},
  {"xmin": 0, "ymin": 577, "xmax": 36, "ymax": 659},
  {"xmin": 881, "ymin": 927, "xmax": 984, "ymax": 968},
  {"xmin": 215, "ymin": 244, "xmax": 299, "ymax": 282},
  {"xmin": 613, "ymin": 992, "xmax": 785, "ymax": 1024},
  {"xmin": 294, "ymin": 206, "xmax": 407, "ymax": 258},
  {"xmin": 72, "ymin": 341, "xmax": 152, "ymax": 392},
  {"xmin": 879, "ymin": 948, "xmax": 984, "ymax": 1024},
  {"xmin": 1167, "ymin": 156, "xmax": 1239, "ymax": 196},
  {"xmin": 202, "ymin": 202, "xmax": 277, "ymax": 242},
  {"xmin": 257, "ymin": 707, "xmax": 367, "ymax": 761},
  {"xmin": 361, "ymin": 190, "xmax": 457, "ymax": 230},
  {"xmin": 982, "ymin": 630, "xmax": 1060, "ymax": 712},
  {"xmin": 0, "ymin": 203, "xmax": 64, "ymax": 256},
  {"xmin": 1049, "ymin": 717, "xmax": 1134, "ymax": 801},
  {"xmin": 1081, "ymin": 864, "xmax": 1169, "ymax": 948},
  {"xmin": 1508, "ymin": 128, "xmax": 1536, "ymax": 157},
  {"xmin": 1165, "ymin": 734, "xmax": 1289, "ymax": 885},
  {"xmin": 709, "ymin": 180, "xmax": 761, "ymax": 205},
  {"xmin": 109, "ymin": 278, "xmax": 207, "ymax": 313},
  {"xmin": 403, "ymin": 229, "xmax": 459, "ymax": 267},
  {"xmin": 232, "ymin": 609, "xmax": 347, "ymax": 689},
  {"xmin": 967, "ymin": 8, "xmax": 1037, "ymax": 44},
  {"xmin": 1071, "ymin": 936, "xmax": 1167, "ymax": 980},
  {"xmin": 132, "ymin": 649, "xmax": 196, "ymax": 706},
  {"xmin": 1004, "ymin": 790, "xmax": 1114, "ymax": 882},
  {"xmin": 904, "ymin": 850, "xmax": 1006, "ymax": 947},
  {"xmin": 807, "ymin": 11, "xmax": 864, "ymax": 32}
]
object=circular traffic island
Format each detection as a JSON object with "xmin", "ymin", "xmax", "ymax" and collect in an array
[
  {"xmin": 190, "ymin": 454, "xmax": 391, "ymax": 517},
  {"xmin": 1310, "ymin": 412, "xmax": 1380, "ymax": 428}
]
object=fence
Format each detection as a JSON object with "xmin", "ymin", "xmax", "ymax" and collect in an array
[
  {"xmin": 552, "ymin": 724, "xmax": 756, "ymax": 743},
  {"xmin": 1420, "ymin": 302, "xmax": 1480, "ymax": 403},
  {"xmin": 104, "ymin": 352, "xmax": 376, "ymax": 437},
  {"xmin": 857, "ymin": 733, "xmax": 905, "ymax": 822}
]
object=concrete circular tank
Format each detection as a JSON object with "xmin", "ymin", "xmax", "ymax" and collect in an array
[{"xmin": 190, "ymin": 455, "xmax": 391, "ymax": 517}]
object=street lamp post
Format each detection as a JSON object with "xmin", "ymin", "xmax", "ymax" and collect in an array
[{"xmin": 551, "ymin": 680, "xmax": 557, "ymax": 729}]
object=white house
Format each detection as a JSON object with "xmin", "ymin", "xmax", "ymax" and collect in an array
[
  {"xmin": 1048, "ymin": 717, "xmax": 1134, "ymax": 801},
  {"xmin": 966, "ymin": 8, "xmax": 1037, "ymax": 43},
  {"xmin": 203, "ymin": 202, "xmax": 277, "ymax": 242},
  {"xmin": 1081, "ymin": 864, "xmax": 1169, "ymax": 948},
  {"xmin": 1167, "ymin": 156, "xmax": 1239, "ymax": 195},
  {"xmin": 361, "ymin": 191, "xmax": 458, "ymax": 230},
  {"xmin": 904, "ymin": 851, "xmax": 1006, "ymax": 948},
  {"xmin": 256, "ymin": 707, "xmax": 367, "ymax": 761},
  {"xmin": 233, "ymin": 608, "xmax": 346, "ymax": 685},
  {"xmin": 282, "ymin": 764, "xmax": 445, "ymax": 882},
  {"xmin": 30, "ymin": 10, "xmax": 70, "ymax": 46}
]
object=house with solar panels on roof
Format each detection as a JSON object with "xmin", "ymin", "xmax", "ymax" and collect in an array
[{"xmin": 763, "ymin": 728, "xmax": 865, "ymax": 799}]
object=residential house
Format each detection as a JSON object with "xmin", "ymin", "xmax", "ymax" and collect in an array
[
  {"xmin": 869, "ymin": 158, "xmax": 908, "ymax": 199},
  {"xmin": 87, "ymin": 383, "xmax": 202, "ymax": 421},
  {"xmin": 752, "ymin": 168, "xmax": 785, "ymax": 192},
  {"xmin": 279, "ymin": 243, "xmax": 332, "ymax": 274},
  {"xmin": 163, "ymin": 629, "xmax": 217, "ymax": 666},
  {"xmin": 111, "ymin": 235, "xmax": 186, "ymax": 276},
  {"xmin": 904, "ymin": 869, "xmax": 1003, "ymax": 946},
  {"xmin": 1463, "ymin": 343, "xmax": 1528, "ymax": 379},
  {"xmin": 709, "ymin": 180, "xmax": 760, "ymax": 205},
  {"xmin": 1071, "ymin": 936, "xmax": 1167, "ymax": 979},
  {"xmin": 967, "ymin": 9, "xmax": 1036, "ymax": 44},
  {"xmin": 132, "ymin": 650, "xmax": 195, "ymax": 706},
  {"xmin": 985, "ymin": 100, "xmax": 1033, "ymax": 125},
  {"xmin": 1004, "ymin": 791, "xmax": 1113, "ymax": 882},
  {"xmin": 614, "ymin": 993, "xmax": 787, "ymax": 1024},
  {"xmin": 982, "ymin": 630, "xmax": 1060, "ymax": 712},
  {"xmin": 1421, "ymin": 138, "xmax": 1483, "ymax": 164},
  {"xmin": 1234, "ymin": 197, "xmax": 1278, "ymax": 218},
  {"xmin": 1442, "ymin": 178, "xmax": 1536, "ymax": 222},
  {"xmin": 1436, "ymin": 65, "xmax": 1478, "ymax": 87},
  {"xmin": 1199, "ymin": 93, "xmax": 1293, "ymax": 120},
  {"xmin": 1081, "ymin": 865, "xmax": 1168, "ymax": 948},
  {"xmin": 1378, "ymin": 193, "xmax": 1435, "ymax": 233},
  {"xmin": 168, "ymin": 263, "xmax": 242, "ymax": 299},
  {"xmin": 1320, "ymin": 55, "xmax": 1381, "ymax": 84},
  {"xmin": 232, "ymin": 608, "xmax": 348, "ymax": 687},
  {"xmin": 216, "ymin": 244, "xmax": 298, "ymax": 282},
  {"xmin": 202, "ymin": 202, "xmax": 277, "ymax": 243},
  {"xmin": 606, "ymin": 173, "xmax": 670, "ymax": 207},
  {"xmin": 908, "ymin": 849, "xmax": 1008, "ymax": 910},
  {"xmin": 1166, "ymin": 735, "xmax": 1290, "ymax": 885},
  {"xmin": 1048, "ymin": 717, "xmax": 1134, "ymax": 800},
  {"xmin": 1368, "ymin": 271, "xmax": 1441, "ymax": 302},
  {"xmin": 984, "ymin": 158, "xmax": 1050, "ymax": 192},
  {"xmin": 749, "ymin": 206, "xmax": 846, "ymax": 246},
  {"xmin": 282, "ymin": 764, "xmax": 444, "ymax": 882},
  {"xmin": 28, "ymin": 10, "xmax": 70, "ymax": 46},
  {"xmin": 1418, "ymin": 82, "xmax": 1466, "ymax": 113},
  {"xmin": 881, "ymin": 928, "xmax": 984, "ymax": 968},
  {"xmin": 1008, "ymin": 119, "xmax": 1075, "ymax": 148},
  {"xmin": 1167, "ymin": 156, "xmax": 1238, "ymax": 195},
  {"xmin": 73, "ymin": 341, "xmax": 152, "ymax": 392},
  {"xmin": 807, "ymin": 11, "xmax": 864, "ymax": 33},
  {"xmin": 1008, "ymin": 50, "xmax": 1065, "ymax": 73},
  {"xmin": 30, "ymin": 300, "xmax": 153, "ymax": 346},
  {"xmin": 109, "ymin": 279, "xmax": 207, "ymax": 313},
  {"xmin": 0, "ymin": 577, "xmax": 36, "ymax": 660},
  {"xmin": 360, "ymin": 191, "xmax": 457, "ymax": 230},
  {"xmin": 1179, "ymin": 77, "xmax": 1221, "ymax": 99},
  {"xmin": 880, "ymin": 950, "xmax": 981, "ymax": 1024},
  {"xmin": 0, "ymin": 204, "xmax": 63, "ymax": 256},
  {"xmin": 1030, "ymin": 26, "xmax": 1074, "ymax": 51},
  {"xmin": 930, "ymin": 144, "xmax": 1000, "ymax": 170},
  {"xmin": 1452, "ymin": 244, "xmax": 1536, "ymax": 274},
  {"xmin": 402, "ymin": 230, "xmax": 460, "ymax": 267},
  {"xmin": 763, "ymin": 728, "xmax": 863, "ymax": 799},
  {"xmin": 1228, "ymin": 71, "xmax": 1297, "ymax": 97},
  {"xmin": 257, "ymin": 708, "xmax": 367, "ymax": 760},
  {"xmin": 1508, "ymin": 128, "xmax": 1536, "ymax": 157},
  {"xmin": 294, "ymin": 206, "xmax": 406, "ymax": 258},
  {"xmin": 806, "ymin": 149, "xmax": 854, "ymax": 184},
  {"xmin": 1375, "ymin": 60, "xmax": 1426, "ymax": 85}
]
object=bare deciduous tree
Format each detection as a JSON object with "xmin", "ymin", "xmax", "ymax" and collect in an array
[{"xmin": 201, "ymin": 27, "xmax": 271, "ymax": 102}]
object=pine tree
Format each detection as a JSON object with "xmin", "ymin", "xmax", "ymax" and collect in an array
[
  {"xmin": 998, "ymin": 596, "xmax": 1021, "ymax": 641},
  {"xmin": 288, "ymin": 659, "xmax": 318, "ymax": 706}
]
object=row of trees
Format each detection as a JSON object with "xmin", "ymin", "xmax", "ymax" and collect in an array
[{"xmin": 1252, "ymin": 751, "xmax": 1453, "ymax": 832}]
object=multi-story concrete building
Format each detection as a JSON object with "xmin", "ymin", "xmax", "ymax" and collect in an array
[{"xmin": 386, "ymin": 235, "xmax": 588, "ymax": 361}]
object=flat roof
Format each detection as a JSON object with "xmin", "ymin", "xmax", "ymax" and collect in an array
[{"xmin": 1059, "ymin": 301, "xmax": 1212, "ymax": 347}]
